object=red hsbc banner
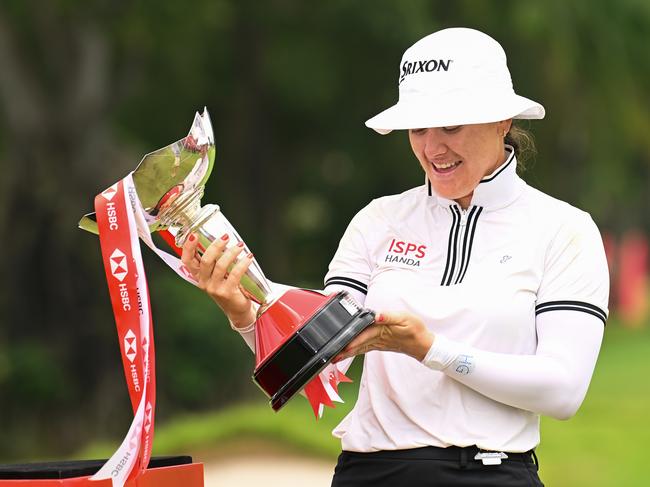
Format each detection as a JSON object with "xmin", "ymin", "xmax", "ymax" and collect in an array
[
  {"xmin": 88, "ymin": 172, "xmax": 354, "ymax": 487},
  {"xmin": 92, "ymin": 179, "xmax": 156, "ymax": 486}
]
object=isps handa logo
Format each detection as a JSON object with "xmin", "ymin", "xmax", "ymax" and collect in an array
[{"xmin": 384, "ymin": 238, "xmax": 427, "ymax": 267}]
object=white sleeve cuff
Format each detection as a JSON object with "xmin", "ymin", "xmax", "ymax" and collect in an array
[{"xmin": 421, "ymin": 334, "xmax": 462, "ymax": 371}]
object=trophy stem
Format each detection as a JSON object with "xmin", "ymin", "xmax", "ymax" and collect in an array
[
  {"xmin": 157, "ymin": 187, "xmax": 273, "ymax": 305},
  {"xmin": 255, "ymin": 289, "xmax": 284, "ymax": 317}
]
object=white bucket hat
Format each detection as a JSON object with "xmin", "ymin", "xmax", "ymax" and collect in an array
[{"xmin": 365, "ymin": 28, "xmax": 545, "ymax": 134}]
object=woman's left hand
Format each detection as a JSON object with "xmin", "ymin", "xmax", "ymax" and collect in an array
[{"xmin": 333, "ymin": 311, "xmax": 434, "ymax": 363}]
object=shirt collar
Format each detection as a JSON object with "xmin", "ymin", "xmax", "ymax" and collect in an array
[{"xmin": 426, "ymin": 145, "xmax": 525, "ymax": 211}]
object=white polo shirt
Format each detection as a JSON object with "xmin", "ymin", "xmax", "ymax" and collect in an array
[{"xmin": 324, "ymin": 147, "xmax": 609, "ymax": 452}]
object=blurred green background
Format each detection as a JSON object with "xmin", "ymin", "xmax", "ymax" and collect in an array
[{"xmin": 0, "ymin": 0, "xmax": 649, "ymax": 485}]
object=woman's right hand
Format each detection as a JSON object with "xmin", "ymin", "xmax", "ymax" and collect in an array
[{"xmin": 181, "ymin": 232, "xmax": 257, "ymax": 329}]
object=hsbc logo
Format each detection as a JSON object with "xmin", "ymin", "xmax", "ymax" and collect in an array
[
  {"xmin": 125, "ymin": 328, "xmax": 141, "ymax": 392},
  {"xmin": 101, "ymin": 183, "xmax": 119, "ymax": 201},
  {"xmin": 124, "ymin": 329, "xmax": 137, "ymax": 363},
  {"xmin": 110, "ymin": 450, "xmax": 132, "ymax": 478},
  {"xmin": 144, "ymin": 401, "xmax": 153, "ymax": 433},
  {"xmin": 128, "ymin": 426, "xmax": 140, "ymax": 452},
  {"xmin": 110, "ymin": 249, "xmax": 132, "ymax": 312},
  {"xmin": 105, "ymin": 201, "xmax": 119, "ymax": 231},
  {"xmin": 101, "ymin": 183, "xmax": 120, "ymax": 230},
  {"xmin": 110, "ymin": 249, "xmax": 128, "ymax": 281}
]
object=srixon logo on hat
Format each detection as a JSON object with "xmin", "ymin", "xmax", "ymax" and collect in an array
[{"xmin": 399, "ymin": 59, "xmax": 452, "ymax": 84}]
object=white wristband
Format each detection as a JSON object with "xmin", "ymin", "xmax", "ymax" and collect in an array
[
  {"xmin": 228, "ymin": 302, "xmax": 259, "ymax": 334},
  {"xmin": 229, "ymin": 318, "xmax": 256, "ymax": 334}
]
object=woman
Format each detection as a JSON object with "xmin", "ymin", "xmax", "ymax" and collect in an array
[{"xmin": 181, "ymin": 28, "xmax": 608, "ymax": 487}]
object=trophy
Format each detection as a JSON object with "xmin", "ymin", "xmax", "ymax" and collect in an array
[{"xmin": 80, "ymin": 109, "xmax": 375, "ymax": 412}]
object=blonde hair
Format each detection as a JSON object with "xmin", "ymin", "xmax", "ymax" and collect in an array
[{"xmin": 505, "ymin": 123, "xmax": 537, "ymax": 170}]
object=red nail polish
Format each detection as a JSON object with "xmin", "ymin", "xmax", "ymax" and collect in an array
[
  {"xmin": 247, "ymin": 252, "xmax": 254, "ymax": 259},
  {"xmin": 376, "ymin": 314, "xmax": 384, "ymax": 323},
  {"xmin": 221, "ymin": 233, "xmax": 229, "ymax": 240},
  {"xmin": 188, "ymin": 234, "xmax": 195, "ymax": 242},
  {"xmin": 237, "ymin": 241, "xmax": 244, "ymax": 247}
]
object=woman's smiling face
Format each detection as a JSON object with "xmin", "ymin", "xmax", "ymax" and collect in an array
[{"xmin": 408, "ymin": 120, "xmax": 512, "ymax": 208}]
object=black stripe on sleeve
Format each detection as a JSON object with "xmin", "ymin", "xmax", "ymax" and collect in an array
[
  {"xmin": 535, "ymin": 300, "xmax": 608, "ymax": 325},
  {"xmin": 441, "ymin": 206, "xmax": 461, "ymax": 286},
  {"xmin": 457, "ymin": 206, "xmax": 483, "ymax": 284},
  {"xmin": 324, "ymin": 276, "xmax": 368, "ymax": 295}
]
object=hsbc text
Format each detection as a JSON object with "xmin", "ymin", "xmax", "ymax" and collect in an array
[
  {"xmin": 130, "ymin": 363, "xmax": 141, "ymax": 392},
  {"xmin": 106, "ymin": 202, "xmax": 119, "ymax": 230},
  {"xmin": 118, "ymin": 283, "xmax": 131, "ymax": 311}
]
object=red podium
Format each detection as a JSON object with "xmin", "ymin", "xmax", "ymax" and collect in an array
[{"xmin": 0, "ymin": 456, "xmax": 203, "ymax": 487}]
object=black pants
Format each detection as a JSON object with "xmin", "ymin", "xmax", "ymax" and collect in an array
[{"xmin": 331, "ymin": 446, "xmax": 544, "ymax": 487}]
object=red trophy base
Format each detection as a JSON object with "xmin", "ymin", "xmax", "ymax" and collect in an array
[
  {"xmin": 0, "ymin": 457, "xmax": 203, "ymax": 487},
  {"xmin": 253, "ymin": 289, "xmax": 375, "ymax": 411}
]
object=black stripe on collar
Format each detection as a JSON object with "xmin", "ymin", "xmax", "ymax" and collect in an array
[
  {"xmin": 440, "ymin": 206, "xmax": 460, "ymax": 286},
  {"xmin": 453, "ymin": 206, "xmax": 478, "ymax": 285},
  {"xmin": 440, "ymin": 206, "xmax": 483, "ymax": 286},
  {"xmin": 456, "ymin": 206, "xmax": 483, "ymax": 284},
  {"xmin": 479, "ymin": 148, "xmax": 515, "ymax": 184}
]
